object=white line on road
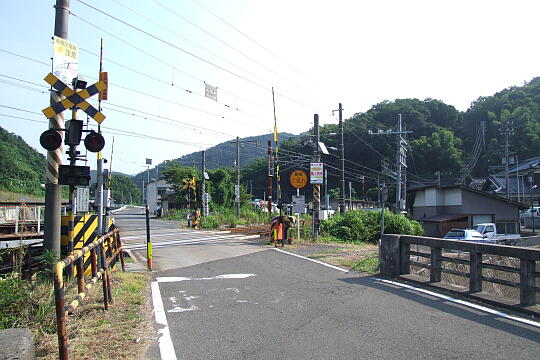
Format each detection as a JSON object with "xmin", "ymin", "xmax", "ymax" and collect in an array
[
  {"xmin": 373, "ymin": 278, "xmax": 540, "ymax": 328},
  {"xmin": 157, "ymin": 274, "xmax": 256, "ymax": 283},
  {"xmin": 151, "ymin": 281, "xmax": 177, "ymax": 360},
  {"xmin": 274, "ymin": 248, "xmax": 540, "ymax": 328},
  {"xmin": 124, "ymin": 236, "xmax": 243, "ymax": 251},
  {"xmin": 273, "ymin": 248, "xmax": 349, "ymax": 272}
]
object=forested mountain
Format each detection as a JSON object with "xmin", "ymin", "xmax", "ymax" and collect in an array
[
  {"xmin": 132, "ymin": 132, "xmax": 295, "ymax": 186},
  {"xmin": 239, "ymin": 77, "xmax": 540, "ymax": 201},
  {"xmin": 0, "ymin": 126, "xmax": 46, "ymax": 196}
]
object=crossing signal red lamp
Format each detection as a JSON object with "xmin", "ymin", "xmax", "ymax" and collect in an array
[
  {"xmin": 84, "ymin": 131, "xmax": 105, "ymax": 152},
  {"xmin": 39, "ymin": 129, "xmax": 62, "ymax": 151}
]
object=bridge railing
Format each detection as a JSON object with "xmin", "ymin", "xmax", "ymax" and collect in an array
[
  {"xmin": 53, "ymin": 228, "xmax": 125, "ymax": 360},
  {"xmin": 380, "ymin": 234, "xmax": 540, "ymax": 306}
]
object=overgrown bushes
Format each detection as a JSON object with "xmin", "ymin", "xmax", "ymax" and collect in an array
[{"xmin": 320, "ymin": 210, "xmax": 422, "ymax": 243}]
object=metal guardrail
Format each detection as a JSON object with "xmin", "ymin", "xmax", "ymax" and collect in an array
[
  {"xmin": 380, "ymin": 235, "xmax": 540, "ymax": 307},
  {"xmin": 53, "ymin": 228, "xmax": 125, "ymax": 360}
]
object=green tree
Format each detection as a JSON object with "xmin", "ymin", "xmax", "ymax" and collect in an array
[{"xmin": 109, "ymin": 174, "xmax": 141, "ymax": 205}]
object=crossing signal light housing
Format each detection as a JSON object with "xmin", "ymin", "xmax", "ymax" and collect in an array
[
  {"xmin": 59, "ymin": 165, "xmax": 90, "ymax": 186},
  {"xmin": 39, "ymin": 129, "xmax": 62, "ymax": 151},
  {"xmin": 65, "ymin": 119, "xmax": 84, "ymax": 146},
  {"xmin": 84, "ymin": 131, "xmax": 105, "ymax": 152}
]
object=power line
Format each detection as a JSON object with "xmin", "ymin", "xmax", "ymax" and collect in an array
[
  {"xmin": 70, "ymin": 3, "xmax": 317, "ymax": 114},
  {"xmin": 189, "ymin": 0, "xmax": 313, "ymax": 84},
  {"xmin": 151, "ymin": 0, "xmax": 316, "ymax": 98}
]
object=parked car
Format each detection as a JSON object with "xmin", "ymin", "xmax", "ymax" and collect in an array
[
  {"xmin": 443, "ymin": 228, "xmax": 490, "ymax": 243},
  {"xmin": 472, "ymin": 222, "xmax": 520, "ymax": 244}
]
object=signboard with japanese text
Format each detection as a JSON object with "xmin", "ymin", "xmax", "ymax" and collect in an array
[
  {"xmin": 310, "ymin": 162, "xmax": 324, "ymax": 184},
  {"xmin": 289, "ymin": 169, "xmax": 308, "ymax": 189},
  {"xmin": 76, "ymin": 187, "xmax": 89, "ymax": 213},
  {"xmin": 52, "ymin": 36, "xmax": 78, "ymax": 86},
  {"xmin": 292, "ymin": 195, "xmax": 306, "ymax": 214}
]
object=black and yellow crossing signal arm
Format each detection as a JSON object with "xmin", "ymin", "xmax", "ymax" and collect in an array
[{"xmin": 42, "ymin": 73, "xmax": 106, "ymax": 123}]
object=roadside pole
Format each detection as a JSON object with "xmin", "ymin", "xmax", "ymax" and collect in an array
[
  {"xmin": 297, "ymin": 188, "xmax": 301, "ymax": 242},
  {"xmin": 145, "ymin": 205, "xmax": 152, "ymax": 271},
  {"xmin": 267, "ymin": 140, "xmax": 273, "ymax": 213},
  {"xmin": 44, "ymin": 0, "xmax": 69, "ymax": 258},
  {"xmin": 312, "ymin": 114, "xmax": 320, "ymax": 241}
]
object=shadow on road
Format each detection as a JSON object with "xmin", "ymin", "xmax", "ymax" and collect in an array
[{"xmin": 338, "ymin": 275, "xmax": 540, "ymax": 343}]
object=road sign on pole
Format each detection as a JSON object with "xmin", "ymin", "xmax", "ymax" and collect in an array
[
  {"xmin": 53, "ymin": 36, "xmax": 78, "ymax": 86},
  {"xmin": 310, "ymin": 162, "xmax": 324, "ymax": 184},
  {"xmin": 75, "ymin": 187, "xmax": 89, "ymax": 213},
  {"xmin": 292, "ymin": 195, "xmax": 306, "ymax": 214},
  {"xmin": 290, "ymin": 170, "xmax": 308, "ymax": 189}
]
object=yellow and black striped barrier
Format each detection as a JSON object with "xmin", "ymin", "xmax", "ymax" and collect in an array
[
  {"xmin": 61, "ymin": 215, "xmax": 115, "ymax": 276},
  {"xmin": 53, "ymin": 228, "xmax": 124, "ymax": 360}
]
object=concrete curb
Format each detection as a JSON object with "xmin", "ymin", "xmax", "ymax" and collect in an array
[{"xmin": 0, "ymin": 328, "xmax": 34, "ymax": 360}]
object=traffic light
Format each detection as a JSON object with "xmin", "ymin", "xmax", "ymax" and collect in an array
[
  {"xmin": 39, "ymin": 129, "xmax": 62, "ymax": 151},
  {"xmin": 65, "ymin": 119, "xmax": 84, "ymax": 146},
  {"xmin": 59, "ymin": 165, "xmax": 91, "ymax": 186},
  {"xmin": 84, "ymin": 131, "xmax": 105, "ymax": 152}
]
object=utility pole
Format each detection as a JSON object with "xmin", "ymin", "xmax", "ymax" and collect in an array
[
  {"xmin": 333, "ymin": 103, "xmax": 346, "ymax": 214},
  {"xmin": 324, "ymin": 168, "xmax": 329, "ymax": 214},
  {"xmin": 267, "ymin": 140, "xmax": 273, "ymax": 213},
  {"xmin": 201, "ymin": 150, "xmax": 207, "ymax": 217},
  {"xmin": 370, "ymin": 114, "xmax": 412, "ymax": 214},
  {"xmin": 44, "ymin": 0, "xmax": 69, "ymax": 257},
  {"xmin": 501, "ymin": 120, "xmax": 514, "ymax": 199},
  {"xmin": 312, "ymin": 114, "xmax": 321, "ymax": 241},
  {"xmin": 235, "ymin": 137, "xmax": 240, "ymax": 217},
  {"xmin": 232, "ymin": 137, "xmax": 257, "ymax": 217}
]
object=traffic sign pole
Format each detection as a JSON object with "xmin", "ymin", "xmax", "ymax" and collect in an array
[{"xmin": 297, "ymin": 188, "xmax": 300, "ymax": 242}]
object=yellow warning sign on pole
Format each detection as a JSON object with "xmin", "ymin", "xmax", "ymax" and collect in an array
[{"xmin": 99, "ymin": 72, "xmax": 108, "ymax": 101}]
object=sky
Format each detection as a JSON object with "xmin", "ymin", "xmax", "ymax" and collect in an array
[{"xmin": 0, "ymin": 0, "xmax": 539, "ymax": 176}]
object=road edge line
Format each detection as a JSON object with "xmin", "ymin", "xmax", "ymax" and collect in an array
[
  {"xmin": 273, "ymin": 248, "xmax": 348, "ymax": 272},
  {"xmin": 151, "ymin": 281, "xmax": 178, "ymax": 360},
  {"xmin": 373, "ymin": 277, "xmax": 540, "ymax": 328}
]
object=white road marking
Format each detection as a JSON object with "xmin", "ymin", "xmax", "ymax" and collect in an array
[
  {"xmin": 124, "ymin": 234, "xmax": 248, "ymax": 251},
  {"xmin": 168, "ymin": 304, "xmax": 199, "ymax": 313},
  {"xmin": 151, "ymin": 281, "xmax": 177, "ymax": 360},
  {"xmin": 157, "ymin": 274, "xmax": 256, "ymax": 283},
  {"xmin": 274, "ymin": 248, "xmax": 540, "ymax": 328},
  {"xmin": 373, "ymin": 278, "xmax": 540, "ymax": 328},
  {"xmin": 273, "ymin": 248, "xmax": 348, "ymax": 272}
]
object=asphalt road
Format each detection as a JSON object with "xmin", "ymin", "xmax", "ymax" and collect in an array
[
  {"xmin": 113, "ymin": 208, "xmax": 540, "ymax": 360},
  {"xmin": 114, "ymin": 207, "xmax": 265, "ymax": 271}
]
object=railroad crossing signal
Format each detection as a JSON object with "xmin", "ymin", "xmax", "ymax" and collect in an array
[
  {"xmin": 41, "ymin": 73, "xmax": 106, "ymax": 123},
  {"xmin": 182, "ymin": 177, "xmax": 196, "ymax": 190}
]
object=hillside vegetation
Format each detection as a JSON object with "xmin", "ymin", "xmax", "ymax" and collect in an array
[{"xmin": 0, "ymin": 127, "xmax": 46, "ymax": 196}]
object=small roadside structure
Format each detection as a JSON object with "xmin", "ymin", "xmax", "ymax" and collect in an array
[{"xmin": 411, "ymin": 185, "xmax": 528, "ymax": 237}]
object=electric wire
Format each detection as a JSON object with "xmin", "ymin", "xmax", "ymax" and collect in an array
[{"xmin": 70, "ymin": 3, "xmax": 317, "ymax": 114}]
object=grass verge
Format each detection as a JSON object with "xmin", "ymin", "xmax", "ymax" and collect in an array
[
  {"xmin": 33, "ymin": 271, "xmax": 152, "ymax": 360},
  {"xmin": 286, "ymin": 240, "xmax": 380, "ymax": 274}
]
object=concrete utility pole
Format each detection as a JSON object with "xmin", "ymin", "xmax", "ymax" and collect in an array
[
  {"xmin": 201, "ymin": 150, "xmax": 208, "ymax": 217},
  {"xmin": 235, "ymin": 137, "xmax": 240, "ymax": 217},
  {"xmin": 312, "ymin": 114, "xmax": 321, "ymax": 241},
  {"xmin": 338, "ymin": 103, "xmax": 345, "ymax": 215},
  {"xmin": 501, "ymin": 121, "xmax": 514, "ymax": 199},
  {"xmin": 44, "ymin": 0, "xmax": 69, "ymax": 256},
  {"xmin": 267, "ymin": 140, "xmax": 273, "ymax": 213},
  {"xmin": 232, "ymin": 137, "xmax": 257, "ymax": 217},
  {"xmin": 370, "ymin": 114, "xmax": 412, "ymax": 214}
]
